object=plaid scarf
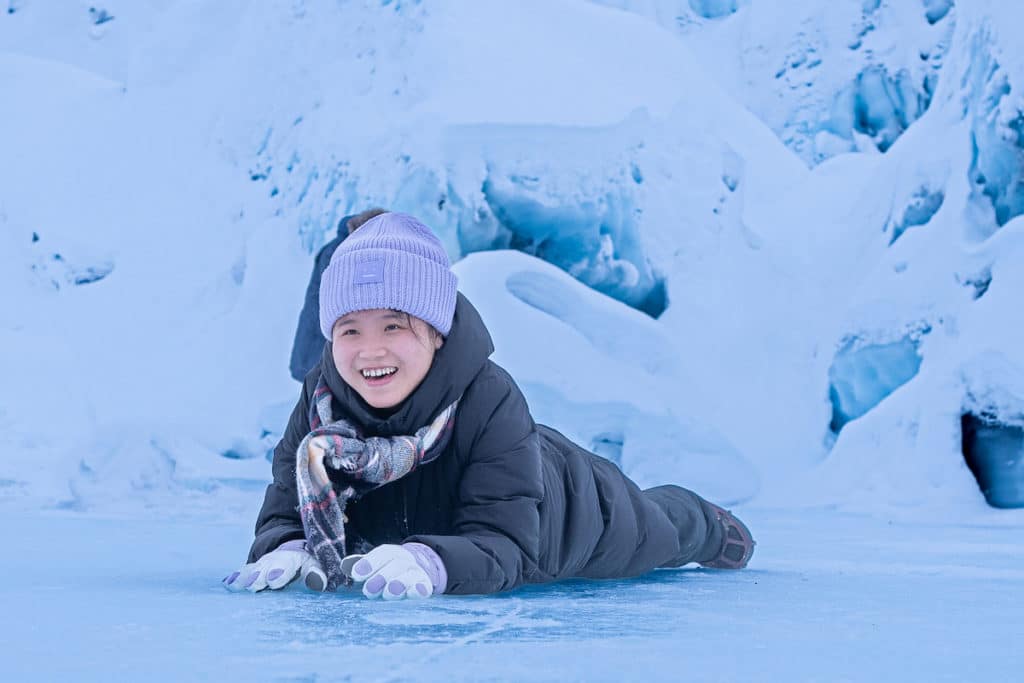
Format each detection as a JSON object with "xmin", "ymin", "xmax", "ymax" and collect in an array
[{"xmin": 296, "ymin": 375, "xmax": 458, "ymax": 591}]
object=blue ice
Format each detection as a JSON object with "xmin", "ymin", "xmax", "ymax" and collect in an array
[
  {"xmin": 7, "ymin": 510, "xmax": 1021, "ymax": 681},
  {"xmin": 889, "ymin": 187, "xmax": 944, "ymax": 244},
  {"xmin": 479, "ymin": 174, "xmax": 666, "ymax": 317},
  {"xmin": 922, "ymin": 0, "xmax": 953, "ymax": 24},
  {"xmin": 970, "ymin": 103, "xmax": 1024, "ymax": 227},
  {"xmin": 828, "ymin": 337, "xmax": 923, "ymax": 432},
  {"xmin": 688, "ymin": 0, "xmax": 738, "ymax": 19},
  {"xmin": 827, "ymin": 66, "xmax": 931, "ymax": 153},
  {"xmin": 961, "ymin": 414, "xmax": 1024, "ymax": 508},
  {"xmin": 961, "ymin": 36, "xmax": 1024, "ymax": 230}
]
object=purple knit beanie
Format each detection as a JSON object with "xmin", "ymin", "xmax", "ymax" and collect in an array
[{"xmin": 318, "ymin": 212, "xmax": 458, "ymax": 339}]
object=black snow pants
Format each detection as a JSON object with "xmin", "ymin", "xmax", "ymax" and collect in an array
[{"xmin": 644, "ymin": 484, "xmax": 725, "ymax": 567}]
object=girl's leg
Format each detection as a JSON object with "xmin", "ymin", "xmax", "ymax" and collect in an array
[{"xmin": 643, "ymin": 485, "xmax": 726, "ymax": 567}]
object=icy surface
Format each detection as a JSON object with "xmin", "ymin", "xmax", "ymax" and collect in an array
[{"xmin": 5, "ymin": 508, "xmax": 1022, "ymax": 682}]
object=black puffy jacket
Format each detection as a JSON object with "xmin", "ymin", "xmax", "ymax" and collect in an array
[{"xmin": 250, "ymin": 294, "xmax": 682, "ymax": 594}]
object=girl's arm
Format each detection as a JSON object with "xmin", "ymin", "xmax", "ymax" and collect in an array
[
  {"xmin": 247, "ymin": 375, "xmax": 315, "ymax": 562},
  {"xmin": 406, "ymin": 367, "xmax": 544, "ymax": 595}
]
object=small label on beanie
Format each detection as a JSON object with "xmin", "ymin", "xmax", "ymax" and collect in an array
[{"xmin": 354, "ymin": 259, "xmax": 384, "ymax": 285}]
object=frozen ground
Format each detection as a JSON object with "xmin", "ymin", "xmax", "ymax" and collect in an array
[{"xmin": 6, "ymin": 507, "xmax": 1021, "ymax": 682}]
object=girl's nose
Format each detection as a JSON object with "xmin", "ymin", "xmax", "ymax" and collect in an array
[{"xmin": 358, "ymin": 343, "xmax": 387, "ymax": 358}]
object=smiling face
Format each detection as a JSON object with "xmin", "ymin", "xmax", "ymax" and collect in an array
[{"xmin": 330, "ymin": 309, "xmax": 443, "ymax": 409}]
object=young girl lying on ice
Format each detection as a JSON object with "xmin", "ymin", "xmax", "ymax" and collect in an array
[{"xmin": 224, "ymin": 212, "xmax": 754, "ymax": 599}]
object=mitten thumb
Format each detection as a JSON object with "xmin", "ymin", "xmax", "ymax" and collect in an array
[{"xmin": 301, "ymin": 551, "xmax": 328, "ymax": 592}]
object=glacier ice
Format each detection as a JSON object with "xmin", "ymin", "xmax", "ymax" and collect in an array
[
  {"xmin": 479, "ymin": 172, "xmax": 666, "ymax": 317},
  {"xmin": 388, "ymin": 156, "xmax": 668, "ymax": 317},
  {"xmin": 687, "ymin": 0, "xmax": 738, "ymax": 20},
  {"xmin": 888, "ymin": 186, "xmax": 944, "ymax": 244},
  {"xmin": 828, "ymin": 335, "xmax": 924, "ymax": 433},
  {"xmin": 827, "ymin": 66, "xmax": 932, "ymax": 154},
  {"xmin": 250, "ymin": 117, "xmax": 667, "ymax": 317},
  {"xmin": 969, "ymin": 102, "xmax": 1024, "ymax": 229},
  {"xmin": 922, "ymin": 0, "xmax": 953, "ymax": 25},
  {"xmin": 962, "ymin": 27, "xmax": 1024, "ymax": 231},
  {"xmin": 961, "ymin": 413, "xmax": 1024, "ymax": 508},
  {"xmin": 654, "ymin": 0, "xmax": 954, "ymax": 165},
  {"xmin": 960, "ymin": 356, "xmax": 1024, "ymax": 509},
  {"xmin": 957, "ymin": 267, "xmax": 992, "ymax": 300}
]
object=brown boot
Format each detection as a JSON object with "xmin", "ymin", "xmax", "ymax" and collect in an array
[{"xmin": 699, "ymin": 504, "xmax": 755, "ymax": 569}]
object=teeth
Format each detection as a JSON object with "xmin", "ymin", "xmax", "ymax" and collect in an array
[{"xmin": 361, "ymin": 367, "xmax": 397, "ymax": 379}]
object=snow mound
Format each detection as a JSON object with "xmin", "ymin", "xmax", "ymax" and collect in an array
[{"xmin": 455, "ymin": 250, "xmax": 759, "ymax": 505}]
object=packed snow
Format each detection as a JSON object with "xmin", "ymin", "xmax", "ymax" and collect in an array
[{"xmin": 1, "ymin": 0, "xmax": 1023, "ymax": 680}]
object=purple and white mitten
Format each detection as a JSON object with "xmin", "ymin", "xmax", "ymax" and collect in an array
[
  {"xmin": 341, "ymin": 543, "xmax": 447, "ymax": 600},
  {"xmin": 223, "ymin": 540, "xmax": 327, "ymax": 593}
]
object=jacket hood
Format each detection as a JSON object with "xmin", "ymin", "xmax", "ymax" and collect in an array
[{"xmin": 321, "ymin": 292, "xmax": 494, "ymax": 436}]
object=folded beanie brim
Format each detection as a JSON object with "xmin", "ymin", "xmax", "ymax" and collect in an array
[{"xmin": 319, "ymin": 248, "xmax": 458, "ymax": 338}]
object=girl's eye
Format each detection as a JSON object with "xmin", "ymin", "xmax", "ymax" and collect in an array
[
  {"xmin": 385, "ymin": 323, "xmax": 402, "ymax": 332},
  {"xmin": 338, "ymin": 328, "xmax": 358, "ymax": 337}
]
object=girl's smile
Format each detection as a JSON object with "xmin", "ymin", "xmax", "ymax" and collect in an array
[
  {"xmin": 359, "ymin": 365, "xmax": 398, "ymax": 388},
  {"xmin": 332, "ymin": 309, "xmax": 443, "ymax": 409},
  {"xmin": 360, "ymin": 366, "xmax": 397, "ymax": 380}
]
